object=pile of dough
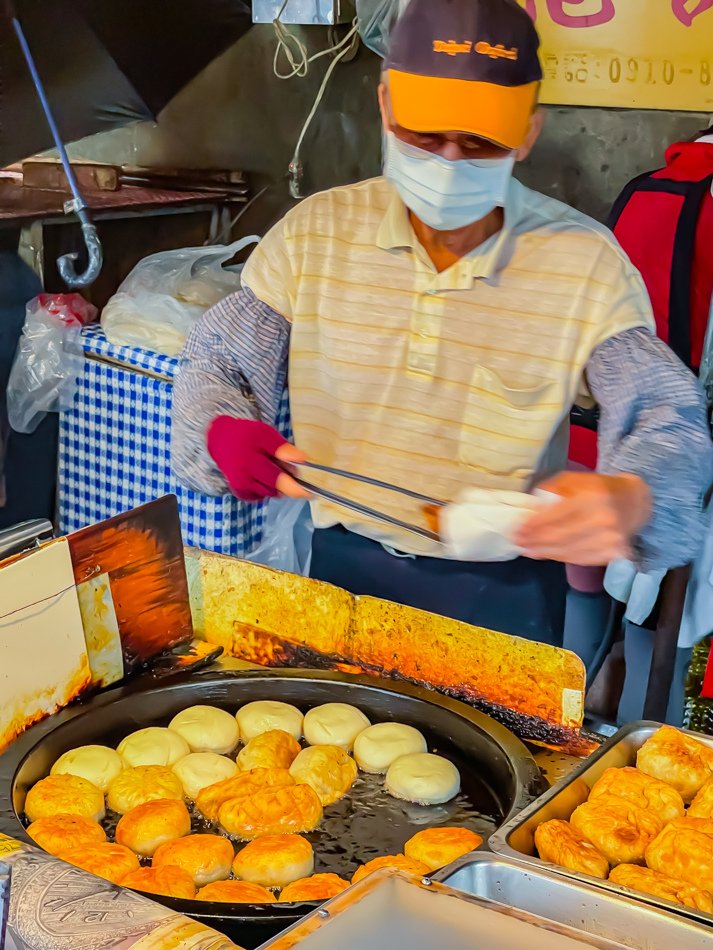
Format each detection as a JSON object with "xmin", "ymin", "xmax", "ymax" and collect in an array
[
  {"xmin": 169, "ymin": 705, "xmax": 239, "ymax": 755},
  {"xmin": 117, "ymin": 727, "xmax": 190, "ymax": 768},
  {"xmin": 25, "ymin": 774, "xmax": 105, "ymax": 824},
  {"xmin": 237, "ymin": 730, "xmax": 301, "ymax": 772},
  {"xmin": 153, "ymin": 833, "xmax": 234, "ymax": 887},
  {"xmin": 279, "ymin": 873, "xmax": 350, "ymax": 902},
  {"xmin": 27, "ymin": 814, "xmax": 106, "ymax": 856},
  {"xmin": 534, "ymin": 819, "xmax": 609, "ymax": 880},
  {"xmin": 196, "ymin": 767, "xmax": 294, "ymax": 821},
  {"xmin": 404, "ymin": 827, "xmax": 483, "ymax": 872},
  {"xmin": 289, "ymin": 745, "xmax": 358, "ymax": 806},
  {"xmin": 385, "ymin": 753, "xmax": 460, "ymax": 805},
  {"xmin": 303, "ymin": 704, "xmax": 370, "ymax": 751},
  {"xmin": 351, "ymin": 854, "xmax": 429, "ymax": 884},
  {"xmin": 353, "ymin": 723, "xmax": 426, "ymax": 774},
  {"xmin": 570, "ymin": 798, "xmax": 663, "ymax": 866},
  {"xmin": 197, "ymin": 880, "xmax": 273, "ymax": 903},
  {"xmin": 63, "ymin": 842, "xmax": 139, "ymax": 884},
  {"xmin": 121, "ymin": 865, "xmax": 196, "ymax": 900},
  {"xmin": 51, "ymin": 745, "xmax": 123, "ymax": 793},
  {"xmin": 172, "ymin": 753, "xmax": 238, "ymax": 800},
  {"xmin": 115, "ymin": 799, "xmax": 191, "ymax": 857},
  {"xmin": 233, "ymin": 834, "xmax": 314, "ymax": 887},
  {"xmin": 237, "ymin": 701, "xmax": 303, "ymax": 742},
  {"xmin": 688, "ymin": 776, "xmax": 713, "ymax": 819},
  {"xmin": 588, "ymin": 767, "xmax": 684, "ymax": 824},
  {"xmin": 636, "ymin": 725, "xmax": 713, "ymax": 802},
  {"xmin": 107, "ymin": 765, "xmax": 184, "ymax": 814},
  {"xmin": 645, "ymin": 817, "xmax": 713, "ymax": 887},
  {"xmin": 219, "ymin": 783, "xmax": 323, "ymax": 839},
  {"xmin": 609, "ymin": 864, "xmax": 713, "ymax": 913}
]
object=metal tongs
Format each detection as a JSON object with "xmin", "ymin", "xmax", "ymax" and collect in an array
[{"xmin": 290, "ymin": 461, "xmax": 447, "ymax": 545}]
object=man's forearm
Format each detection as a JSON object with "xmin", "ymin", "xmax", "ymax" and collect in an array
[{"xmin": 171, "ymin": 288, "xmax": 291, "ymax": 496}]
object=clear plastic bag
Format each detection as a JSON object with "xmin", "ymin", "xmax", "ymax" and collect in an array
[
  {"xmin": 7, "ymin": 294, "xmax": 97, "ymax": 435},
  {"xmin": 356, "ymin": 0, "xmax": 412, "ymax": 57},
  {"xmin": 247, "ymin": 498, "xmax": 314, "ymax": 576},
  {"xmin": 101, "ymin": 236, "xmax": 259, "ymax": 356}
]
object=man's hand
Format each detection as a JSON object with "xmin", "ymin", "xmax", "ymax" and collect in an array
[
  {"xmin": 207, "ymin": 417, "xmax": 310, "ymax": 502},
  {"xmin": 514, "ymin": 472, "xmax": 651, "ymax": 566}
]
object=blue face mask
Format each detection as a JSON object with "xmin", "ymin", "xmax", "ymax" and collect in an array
[{"xmin": 383, "ymin": 132, "xmax": 515, "ymax": 232}]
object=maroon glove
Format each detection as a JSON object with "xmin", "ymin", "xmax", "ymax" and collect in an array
[{"xmin": 208, "ymin": 417, "xmax": 290, "ymax": 502}]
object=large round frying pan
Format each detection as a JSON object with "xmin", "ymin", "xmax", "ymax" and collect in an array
[{"xmin": 0, "ymin": 669, "xmax": 543, "ymax": 948}]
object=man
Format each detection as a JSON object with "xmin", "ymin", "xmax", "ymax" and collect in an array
[{"xmin": 172, "ymin": 0, "xmax": 712, "ymax": 647}]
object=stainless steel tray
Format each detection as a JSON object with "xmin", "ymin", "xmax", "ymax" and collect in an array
[
  {"xmin": 433, "ymin": 853, "xmax": 712, "ymax": 948},
  {"xmin": 489, "ymin": 720, "xmax": 713, "ymax": 927}
]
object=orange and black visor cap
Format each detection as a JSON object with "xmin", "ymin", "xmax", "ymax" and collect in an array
[{"xmin": 384, "ymin": 0, "xmax": 543, "ymax": 151}]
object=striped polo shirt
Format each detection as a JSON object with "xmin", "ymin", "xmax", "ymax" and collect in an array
[{"xmin": 241, "ymin": 176, "xmax": 654, "ymax": 556}]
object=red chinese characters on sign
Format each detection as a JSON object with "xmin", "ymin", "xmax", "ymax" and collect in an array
[
  {"xmin": 671, "ymin": 0, "xmax": 713, "ymax": 27},
  {"xmin": 524, "ymin": 0, "xmax": 711, "ymax": 27}
]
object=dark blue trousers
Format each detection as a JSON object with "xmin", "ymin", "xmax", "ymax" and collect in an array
[{"xmin": 310, "ymin": 525, "xmax": 566, "ymax": 647}]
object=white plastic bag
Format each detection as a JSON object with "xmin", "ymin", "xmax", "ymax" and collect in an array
[
  {"xmin": 247, "ymin": 498, "xmax": 314, "ymax": 576},
  {"xmin": 101, "ymin": 236, "xmax": 259, "ymax": 356},
  {"xmin": 356, "ymin": 0, "xmax": 412, "ymax": 57},
  {"xmin": 7, "ymin": 294, "xmax": 97, "ymax": 435}
]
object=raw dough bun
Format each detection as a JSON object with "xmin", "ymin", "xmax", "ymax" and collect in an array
[
  {"xmin": 121, "ymin": 865, "xmax": 196, "ymax": 900},
  {"xmin": 351, "ymin": 854, "xmax": 429, "ymax": 885},
  {"xmin": 404, "ymin": 827, "xmax": 483, "ymax": 872},
  {"xmin": 117, "ymin": 727, "xmax": 190, "ymax": 768},
  {"xmin": 115, "ymin": 799, "xmax": 191, "ymax": 857},
  {"xmin": 385, "ymin": 753, "xmax": 460, "ymax": 805},
  {"xmin": 64, "ymin": 843, "xmax": 139, "ymax": 884},
  {"xmin": 27, "ymin": 814, "xmax": 106, "ymax": 856},
  {"xmin": 197, "ymin": 880, "xmax": 273, "ymax": 903},
  {"xmin": 51, "ymin": 745, "xmax": 123, "ymax": 793},
  {"xmin": 289, "ymin": 745, "xmax": 358, "ymax": 806},
  {"xmin": 173, "ymin": 753, "xmax": 238, "ymax": 800},
  {"xmin": 195, "ymin": 767, "xmax": 294, "ymax": 821},
  {"xmin": 237, "ymin": 730, "xmax": 301, "ymax": 771},
  {"xmin": 353, "ymin": 723, "xmax": 426, "ymax": 774},
  {"xmin": 233, "ymin": 834, "xmax": 314, "ymax": 888},
  {"xmin": 219, "ymin": 784, "xmax": 323, "ymax": 839},
  {"xmin": 279, "ymin": 873, "xmax": 350, "ymax": 902},
  {"xmin": 153, "ymin": 833, "xmax": 234, "ymax": 887},
  {"xmin": 169, "ymin": 705, "xmax": 239, "ymax": 755},
  {"xmin": 237, "ymin": 701, "xmax": 303, "ymax": 742},
  {"xmin": 303, "ymin": 704, "xmax": 370, "ymax": 751},
  {"xmin": 107, "ymin": 765, "xmax": 184, "ymax": 814},
  {"xmin": 25, "ymin": 774, "xmax": 105, "ymax": 824}
]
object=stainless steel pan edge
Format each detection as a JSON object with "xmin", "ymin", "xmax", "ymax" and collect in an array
[
  {"xmin": 488, "ymin": 720, "xmax": 713, "ymax": 927},
  {"xmin": 432, "ymin": 853, "xmax": 713, "ymax": 949}
]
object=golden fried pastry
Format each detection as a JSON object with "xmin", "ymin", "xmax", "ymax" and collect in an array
[
  {"xmin": 153, "ymin": 834, "xmax": 234, "ymax": 887},
  {"xmin": 121, "ymin": 865, "xmax": 196, "ymax": 900},
  {"xmin": 219, "ymin": 784, "xmax": 323, "ymax": 839},
  {"xmin": 588, "ymin": 767, "xmax": 684, "ymax": 825},
  {"xmin": 197, "ymin": 880, "xmax": 273, "ymax": 903},
  {"xmin": 609, "ymin": 864, "xmax": 713, "ymax": 913},
  {"xmin": 25, "ymin": 774, "xmax": 105, "ymax": 824},
  {"xmin": 63, "ymin": 842, "xmax": 140, "ymax": 884},
  {"xmin": 570, "ymin": 798, "xmax": 663, "ymax": 866},
  {"xmin": 289, "ymin": 745, "xmax": 358, "ymax": 806},
  {"xmin": 196, "ymin": 768, "xmax": 295, "ymax": 821},
  {"xmin": 237, "ymin": 730, "xmax": 301, "ymax": 772},
  {"xmin": 107, "ymin": 765, "xmax": 184, "ymax": 814},
  {"xmin": 688, "ymin": 776, "xmax": 713, "ymax": 819},
  {"xmin": 27, "ymin": 814, "xmax": 106, "ymax": 855},
  {"xmin": 386, "ymin": 753, "xmax": 460, "ymax": 805},
  {"xmin": 404, "ymin": 827, "xmax": 483, "ymax": 872},
  {"xmin": 51, "ymin": 745, "xmax": 123, "ymax": 793},
  {"xmin": 303, "ymin": 704, "xmax": 371, "ymax": 751},
  {"xmin": 646, "ymin": 817, "xmax": 713, "ymax": 888},
  {"xmin": 169, "ymin": 706, "xmax": 240, "ymax": 755},
  {"xmin": 237, "ymin": 701, "xmax": 304, "ymax": 742},
  {"xmin": 534, "ymin": 819, "xmax": 609, "ymax": 880},
  {"xmin": 117, "ymin": 727, "xmax": 190, "ymax": 768},
  {"xmin": 351, "ymin": 854, "xmax": 430, "ymax": 884},
  {"xmin": 233, "ymin": 834, "xmax": 314, "ymax": 887},
  {"xmin": 115, "ymin": 799, "xmax": 191, "ymax": 857},
  {"xmin": 353, "ymin": 723, "xmax": 427, "ymax": 774},
  {"xmin": 172, "ymin": 753, "xmax": 238, "ymax": 800},
  {"xmin": 279, "ymin": 873, "xmax": 350, "ymax": 902},
  {"xmin": 636, "ymin": 726, "xmax": 713, "ymax": 803}
]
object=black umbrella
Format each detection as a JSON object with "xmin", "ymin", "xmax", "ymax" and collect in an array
[{"xmin": 0, "ymin": 0, "xmax": 252, "ymax": 286}]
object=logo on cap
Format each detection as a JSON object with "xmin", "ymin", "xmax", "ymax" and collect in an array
[
  {"xmin": 432, "ymin": 39, "xmax": 519, "ymax": 61},
  {"xmin": 432, "ymin": 40, "xmax": 473, "ymax": 56},
  {"xmin": 475, "ymin": 41, "xmax": 519, "ymax": 61}
]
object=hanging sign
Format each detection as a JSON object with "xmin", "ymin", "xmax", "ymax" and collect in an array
[{"xmin": 518, "ymin": 1, "xmax": 713, "ymax": 112}]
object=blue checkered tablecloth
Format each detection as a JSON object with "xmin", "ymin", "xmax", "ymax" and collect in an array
[{"xmin": 58, "ymin": 325, "xmax": 291, "ymax": 556}]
